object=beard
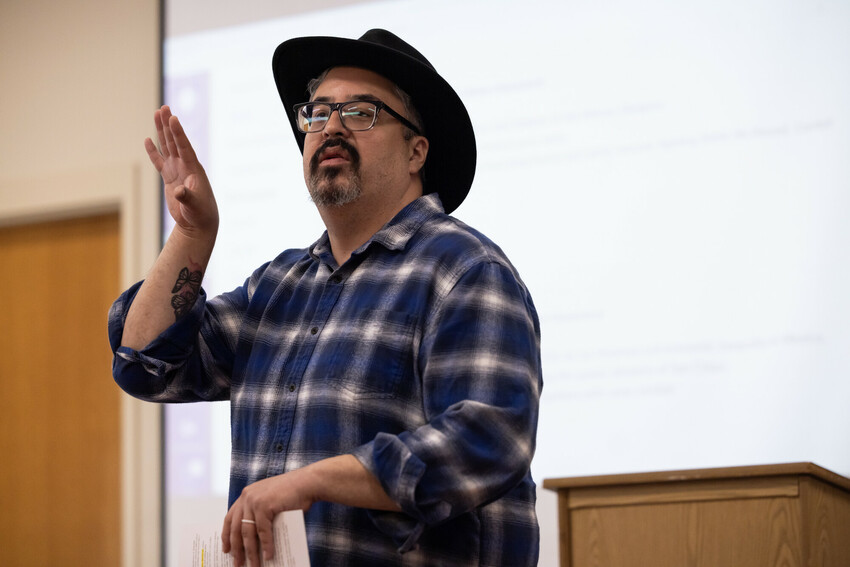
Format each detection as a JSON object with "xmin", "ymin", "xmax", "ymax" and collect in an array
[{"xmin": 307, "ymin": 138, "xmax": 363, "ymax": 207}]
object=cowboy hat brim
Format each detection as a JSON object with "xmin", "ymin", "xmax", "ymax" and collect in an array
[{"xmin": 272, "ymin": 29, "xmax": 476, "ymax": 214}]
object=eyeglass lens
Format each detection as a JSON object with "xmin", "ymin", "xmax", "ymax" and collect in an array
[{"xmin": 297, "ymin": 102, "xmax": 378, "ymax": 132}]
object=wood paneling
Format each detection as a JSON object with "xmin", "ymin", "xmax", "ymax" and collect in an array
[
  {"xmin": 0, "ymin": 214, "xmax": 121, "ymax": 565},
  {"xmin": 570, "ymin": 496, "xmax": 803, "ymax": 567},
  {"xmin": 800, "ymin": 476, "xmax": 850, "ymax": 566}
]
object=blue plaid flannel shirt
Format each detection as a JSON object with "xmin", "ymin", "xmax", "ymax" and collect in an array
[{"xmin": 109, "ymin": 194, "xmax": 542, "ymax": 566}]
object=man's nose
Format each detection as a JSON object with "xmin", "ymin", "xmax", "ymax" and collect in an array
[{"xmin": 323, "ymin": 108, "xmax": 349, "ymax": 137}]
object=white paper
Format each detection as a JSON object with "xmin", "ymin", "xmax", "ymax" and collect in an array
[{"xmin": 181, "ymin": 510, "xmax": 311, "ymax": 567}]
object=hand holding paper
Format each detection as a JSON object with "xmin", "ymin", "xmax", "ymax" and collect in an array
[
  {"xmin": 222, "ymin": 469, "xmax": 317, "ymax": 567},
  {"xmin": 184, "ymin": 511, "xmax": 310, "ymax": 567}
]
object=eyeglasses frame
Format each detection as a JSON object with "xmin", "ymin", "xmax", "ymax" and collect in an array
[{"xmin": 293, "ymin": 99, "xmax": 422, "ymax": 136}]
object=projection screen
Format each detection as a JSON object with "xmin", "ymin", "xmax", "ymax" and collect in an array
[{"xmin": 160, "ymin": 1, "xmax": 850, "ymax": 565}]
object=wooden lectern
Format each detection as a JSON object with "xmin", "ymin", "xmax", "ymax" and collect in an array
[{"xmin": 543, "ymin": 462, "xmax": 850, "ymax": 567}]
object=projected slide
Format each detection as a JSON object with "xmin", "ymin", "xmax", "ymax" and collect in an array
[{"xmin": 160, "ymin": 1, "xmax": 850, "ymax": 565}]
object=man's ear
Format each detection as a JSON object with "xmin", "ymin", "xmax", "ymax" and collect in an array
[{"xmin": 408, "ymin": 135, "xmax": 429, "ymax": 175}]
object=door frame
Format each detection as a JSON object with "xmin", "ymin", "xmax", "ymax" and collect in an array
[{"xmin": 0, "ymin": 163, "xmax": 163, "ymax": 567}]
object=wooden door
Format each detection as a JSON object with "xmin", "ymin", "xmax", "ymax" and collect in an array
[{"xmin": 0, "ymin": 213, "xmax": 122, "ymax": 565}]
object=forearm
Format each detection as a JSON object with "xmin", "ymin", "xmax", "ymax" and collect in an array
[
  {"xmin": 122, "ymin": 106, "xmax": 220, "ymax": 351},
  {"xmin": 121, "ymin": 227, "xmax": 216, "ymax": 350},
  {"xmin": 304, "ymin": 454, "xmax": 400, "ymax": 512},
  {"xmin": 223, "ymin": 454, "xmax": 399, "ymax": 565}
]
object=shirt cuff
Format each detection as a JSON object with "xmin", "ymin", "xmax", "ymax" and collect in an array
[
  {"xmin": 351, "ymin": 433, "xmax": 452, "ymax": 553},
  {"xmin": 108, "ymin": 281, "xmax": 208, "ymax": 398}
]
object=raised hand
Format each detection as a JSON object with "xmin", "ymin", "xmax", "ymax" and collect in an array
[
  {"xmin": 144, "ymin": 105, "xmax": 219, "ymax": 237},
  {"xmin": 120, "ymin": 106, "xmax": 221, "ymax": 349}
]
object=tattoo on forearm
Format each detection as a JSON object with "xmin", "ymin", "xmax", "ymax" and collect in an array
[{"xmin": 170, "ymin": 266, "xmax": 202, "ymax": 319}]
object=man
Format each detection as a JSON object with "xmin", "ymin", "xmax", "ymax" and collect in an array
[{"xmin": 109, "ymin": 29, "xmax": 542, "ymax": 566}]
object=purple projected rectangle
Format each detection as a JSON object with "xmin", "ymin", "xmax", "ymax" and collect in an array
[{"xmin": 163, "ymin": 72, "xmax": 214, "ymax": 497}]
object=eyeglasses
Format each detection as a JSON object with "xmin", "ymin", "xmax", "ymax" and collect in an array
[{"xmin": 293, "ymin": 100, "xmax": 421, "ymax": 135}]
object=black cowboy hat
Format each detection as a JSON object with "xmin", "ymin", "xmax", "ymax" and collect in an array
[{"xmin": 272, "ymin": 28, "xmax": 476, "ymax": 214}]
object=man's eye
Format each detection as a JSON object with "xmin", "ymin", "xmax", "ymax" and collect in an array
[{"xmin": 343, "ymin": 104, "xmax": 371, "ymax": 115}]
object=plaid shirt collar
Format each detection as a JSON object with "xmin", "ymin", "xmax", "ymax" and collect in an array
[{"xmin": 308, "ymin": 193, "xmax": 445, "ymax": 267}]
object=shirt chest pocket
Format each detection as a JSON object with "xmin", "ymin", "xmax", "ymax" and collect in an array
[{"xmin": 327, "ymin": 309, "xmax": 417, "ymax": 399}]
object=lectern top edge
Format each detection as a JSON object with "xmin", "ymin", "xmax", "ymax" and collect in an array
[{"xmin": 542, "ymin": 461, "xmax": 850, "ymax": 493}]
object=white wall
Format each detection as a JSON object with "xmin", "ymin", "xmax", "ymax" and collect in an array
[{"xmin": 0, "ymin": 1, "xmax": 162, "ymax": 565}]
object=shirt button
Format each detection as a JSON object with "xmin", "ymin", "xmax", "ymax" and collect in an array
[
  {"xmin": 331, "ymin": 275, "xmax": 342, "ymax": 284},
  {"xmin": 275, "ymin": 443, "xmax": 284, "ymax": 453},
  {"xmin": 289, "ymin": 384, "xmax": 295, "ymax": 392},
  {"xmin": 310, "ymin": 326, "xmax": 318, "ymax": 335}
]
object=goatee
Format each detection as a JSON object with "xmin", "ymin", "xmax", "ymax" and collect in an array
[{"xmin": 307, "ymin": 138, "xmax": 362, "ymax": 207}]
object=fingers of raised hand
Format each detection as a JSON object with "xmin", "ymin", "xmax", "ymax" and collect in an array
[
  {"xmin": 153, "ymin": 107, "xmax": 170, "ymax": 158},
  {"xmin": 159, "ymin": 105, "xmax": 178, "ymax": 157},
  {"xmin": 144, "ymin": 137, "xmax": 164, "ymax": 171},
  {"xmin": 153, "ymin": 105, "xmax": 199, "ymax": 163},
  {"xmin": 168, "ymin": 115, "xmax": 199, "ymax": 164}
]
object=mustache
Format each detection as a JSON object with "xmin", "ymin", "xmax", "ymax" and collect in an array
[{"xmin": 309, "ymin": 138, "xmax": 361, "ymax": 174}]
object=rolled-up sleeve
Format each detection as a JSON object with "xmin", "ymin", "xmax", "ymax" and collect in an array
[
  {"xmin": 107, "ymin": 280, "xmax": 246, "ymax": 403},
  {"xmin": 351, "ymin": 259, "xmax": 542, "ymax": 552}
]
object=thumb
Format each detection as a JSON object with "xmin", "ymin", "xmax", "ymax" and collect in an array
[
  {"xmin": 174, "ymin": 173, "xmax": 201, "ymax": 205},
  {"xmin": 172, "ymin": 174, "xmax": 218, "ymax": 233},
  {"xmin": 173, "ymin": 184, "xmax": 191, "ymax": 204}
]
